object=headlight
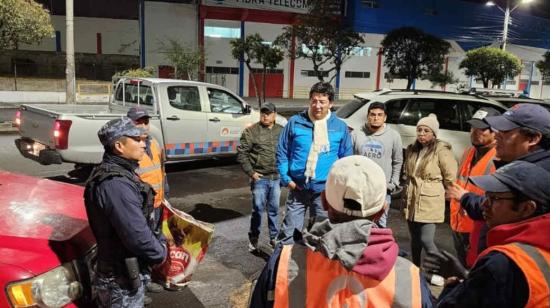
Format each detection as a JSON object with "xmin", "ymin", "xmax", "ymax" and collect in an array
[{"xmin": 6, "ymin": 262, "xmax": 83, "ymax": 308}]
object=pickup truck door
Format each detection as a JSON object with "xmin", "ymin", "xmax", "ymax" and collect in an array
[
  {"xmin": 204, "ymin": 87, "xmax": 253, "ymax": 156},
  {"xmin": 160, "ymin": 84, "xmax": 207, "ymax": 159}
]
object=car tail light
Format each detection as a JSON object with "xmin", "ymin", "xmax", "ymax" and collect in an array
[
  {"xmin": 15, "ymin": 110, "xmax": 21, "ymax": 127},
  {"xmin": 53, "ymin": 120, "xmax": 72, "ymax": 149}
]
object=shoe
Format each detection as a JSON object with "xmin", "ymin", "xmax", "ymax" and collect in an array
[
  {"xmin": 248, "ymin": 236, "xmax": 259, "ymax": 252},
  {"xmin": 146, "ymin": 281, "xmax": 163, "ymax": 293},
  {"xmin": 144, "ymin": 295, "xmax": 152, "ymax": 306}
]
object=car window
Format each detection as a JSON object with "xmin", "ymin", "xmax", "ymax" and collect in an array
[
  {"xmin": 167, "ymin": 86, "xmax": 202, "ymax": 111},
  {"xmin": 115, "ymin": 83, "xmax": 154, "ymax": 106},
  {"xmin": 385, "ymin": 99, "xmax": 408, "ymax": 124},
  {"xmin": 336, "ymin": 99, "xmax": 368, "ymax": 119},
  {"xmin": 207, "ymin": 88, "xmax": 243, "ymax": 114},
  {"xmin": 401, "ymin": 99, "xmax": 461, "ymax": 131}
]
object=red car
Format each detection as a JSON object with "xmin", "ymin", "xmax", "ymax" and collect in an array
[{"xmin": 0, "ymin": 171, "xmax": 96, "ymax": 308}]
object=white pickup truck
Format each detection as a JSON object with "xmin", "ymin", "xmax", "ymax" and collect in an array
[{"xmin": 15, "ymin": 77, "xmax": 287, "ymax": 166}]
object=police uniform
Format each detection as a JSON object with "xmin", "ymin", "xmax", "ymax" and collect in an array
[{"xmin": 84, "ymin": 117, "xmax": 167, "ymax": 307}]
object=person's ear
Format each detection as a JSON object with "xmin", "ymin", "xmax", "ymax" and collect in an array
[
  {"xmin": 370, "ymin": 202, "xmax": 388, "ymax": 224},
  {"xmin": 516, "ymin": 200, "xmax": 537, "ymax": 218},
  {"xmin": 527, "ymin": 132, "xmax": 543, "ymax": 147}
]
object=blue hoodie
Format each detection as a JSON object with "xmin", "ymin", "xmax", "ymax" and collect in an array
[{"xmin": 276, "ymin": 110, "xmax": 352, "ymax": 192}]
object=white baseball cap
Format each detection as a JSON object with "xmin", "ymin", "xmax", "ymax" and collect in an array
[{"xmin": 325, "ymin": 155, "xmax": 387, "ymax": 218}]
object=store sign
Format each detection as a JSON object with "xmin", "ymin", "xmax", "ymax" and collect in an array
[{"xmin": 202, "ymin": 0, "xmax": 311, "ymax": 14}]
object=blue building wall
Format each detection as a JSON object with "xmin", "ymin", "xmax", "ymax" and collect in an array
[{"xmin": 346, "ymin": 0, "xmax": 550, "ymax": 50}]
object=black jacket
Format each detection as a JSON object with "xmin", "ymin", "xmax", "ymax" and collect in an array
[{"xmin": 84, "ymin": 153, "xmax": 166, "ymax": 273}]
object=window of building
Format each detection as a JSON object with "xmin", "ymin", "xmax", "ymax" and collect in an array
[
  {"xmin": 300, "ymin": 70, "xmax": 329, "ymax": 78},
  {"xmin": 361, "ymin": 0, "xmax": 379, "ymax": 8},
  {"xmin": 301, "ymin": 44, "xmax": 326, "ymax": 56},
  {"xmin": 205, "ymin": 26, "xmax": 240, "ymax": 39},
  {"xmin": 345, "ymin": 71, "xmax": 371, "ymax": 78},
  {"xmin": 206, "ymin": 66, "xmax": 239, "ymax": 74},
  {"xmin": 351, "ymin": 46, "xmax": 372, "ymax": 57}
]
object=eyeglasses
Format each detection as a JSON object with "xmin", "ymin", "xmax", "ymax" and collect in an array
[{"xmin": 486, "ymin": 195, "xmax": 516, "ymax": 207}]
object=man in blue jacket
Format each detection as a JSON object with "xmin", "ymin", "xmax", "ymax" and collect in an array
[
  {"xmin": 276, "ymin": 82, "xmax": 352, "ymax": 243},
  {"xmin": 84, "ymin": 117, "xmax": 167, "ymax": 307}
]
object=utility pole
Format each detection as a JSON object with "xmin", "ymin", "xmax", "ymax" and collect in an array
[
  {"xmin": 502, "ymin": 0, "xmax": 511, "ymax": 51},
  {"xmin": 66, "ymin": 0, "xmax": 76, "ymax": 104}
]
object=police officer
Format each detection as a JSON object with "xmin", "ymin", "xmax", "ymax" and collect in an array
[{"xmin": 84, "ymin": 117, "xmax": 167, "ymax": 307}]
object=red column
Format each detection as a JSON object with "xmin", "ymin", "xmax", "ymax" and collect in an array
[
  {"xmin": 96, "ymin": 33, "xmax": 102, "ymax": 55},
  {"xmin": 289, "ymin": 30, "xmax": 296, "ymax": 99},
  {"xmin": 375, "ymin": 48, "xmax": 383, "ymax": 90}
]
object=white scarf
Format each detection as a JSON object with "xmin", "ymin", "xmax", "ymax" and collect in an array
[{"xmin": 305, "ymin": 108, "xmax": 331, "ymax": 182}]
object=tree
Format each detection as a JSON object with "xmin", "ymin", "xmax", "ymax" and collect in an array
[
  {"xmin": 1, "ymin": 0, "xmax": 54, "ymax": 90},
  {"xmin": 0, "ymin": 0, "xmax": 54, "ymax": 50},
  {"xmin": 459, "ymin": 47, "xmax": 522, "ymax": 88},
  {"xmin": 113, "ymin": 67, "xmax": 155, "ymax": 79},
  {"xmin": 380, "ymin": 27, "xmax": 451, "ymax": 90},
  {"xmin": 274, "ymin": 0, "xmax": 364, "ymax": 82},
  {"xmin": 158, "ymin": 38, "xmax": 204, "ymax": 80},
  {"xmin": 428, "ymin": 71, "xmax": 458, "ymax": 89},
  {"xmin": 230, "ymin": 33, "xmax": 284, "ymax": 106},
  {"xmin": 536, "ymin": 51, "xmax": 550, "ymax": 83}
]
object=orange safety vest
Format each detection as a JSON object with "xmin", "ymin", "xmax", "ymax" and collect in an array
[
  {"xmin": 450, "ymin": 146, "xmax": 496, "ymax": 233},
  {"xmin": 274, "ymin": 244, "xmax": 422, "ymax": 308},
  {"xmin": 137, "ymin": 138, "xmax": 164, "ymax": 208},
  {"xmin": 477, "ymin": 242, "xmax": 550, "ymax": 307}
]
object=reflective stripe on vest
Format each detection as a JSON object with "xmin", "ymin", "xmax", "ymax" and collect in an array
[
  {"xmin": 450, "ymin": 146, "xmax": 496, "ymax": 232},
  {"xmin": 274, "ymin": 244, "xmax": 422, "ymax": 308},
  {"xmin": 137, "ymin": 139, "xmax": 164, "ymax": 208},
  {"xmin": 479, "ymin": 242, "xmax": 550, "ymax": 307}
]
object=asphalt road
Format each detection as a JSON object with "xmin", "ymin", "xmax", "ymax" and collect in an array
[{"xmin": 0, "ymin": 131, "xmax": 454, "ymax": 307}]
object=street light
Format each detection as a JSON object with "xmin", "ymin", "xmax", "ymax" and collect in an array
[{"xmin": 486, "ymin": 0, "xmax": 535, "ymax": 50}]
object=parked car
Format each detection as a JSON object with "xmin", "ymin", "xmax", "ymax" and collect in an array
[
  {"xmin": 336, "ymin": 89, "xmax": 508, "ymax": 159},
  {"xmin": 0, "ymin": 171, "xmax": 96, "ymax": 308},
  {"xmin": 482, "ymin": 96, "xmax": 550, "ymax": 112},
  {"xmin": 15, "ymin": 78, "xmax": 287, "ymax": 166}
]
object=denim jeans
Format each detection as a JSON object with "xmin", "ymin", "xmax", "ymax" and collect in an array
[
  {"xmin": 278, "ymin": 188, "xmax": 327, "ymax": 243},
  {"xmin": 377, "ymin": 194, "xmax": 392, "ymax": 228},
  {"xmin": 249, "ymin": 178, "xmax": 281, "ymax": 240}
]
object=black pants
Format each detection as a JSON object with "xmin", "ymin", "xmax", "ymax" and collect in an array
[{"xmin": 407, "ymin": 221, "xmax": 438, "ymax": 266}]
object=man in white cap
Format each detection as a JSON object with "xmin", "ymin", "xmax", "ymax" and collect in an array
[{"xmin": 250, "ymin": 156, "xmax": 433, "ymax": 308}]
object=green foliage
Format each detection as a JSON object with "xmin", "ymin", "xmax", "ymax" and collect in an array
[
  {"xmin": 230, "ymin": 33, "xmax": 284, "ymax": 105},
  {"xmin": 113, "ymin": 67, "xmax": 155, "ymax": 78},
  {"xmin": 0, "ymin": 0, "xmax": 54, "ymax": 50},
  {"xmin": 274, "ymin": 0, "xmax": 364, "ymax": 82},
  {"xmin": 459, "ymin": 47, "xmax": 522, "ymax": 88},
  {"xmin": 428, "ymin": 71, "xmax": 459, "ymax": 89},
  {"xmin": 381, "ymin": 27, "xmax": 451, "ymax": 90},
  {"xmin": 536, "ymin": 51, "xmax": 550, "ymax": 82},
  {"xmin": 158, "ymin": 38, "xmax": 204, "ymax": 80}
]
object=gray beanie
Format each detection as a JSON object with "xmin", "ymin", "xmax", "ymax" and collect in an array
[{"xmin": 417, "ymin": 114, "xmax": 439, "ymax": 137}]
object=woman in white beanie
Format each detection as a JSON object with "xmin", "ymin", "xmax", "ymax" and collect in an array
[{"xmin": 403, "ymin": 114, "xmax": 457, "ymax": 273}]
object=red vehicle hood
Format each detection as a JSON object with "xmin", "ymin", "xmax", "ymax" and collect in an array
[{"xmin": 0, "ymin": 171, "xmax": 95, "ymax": 275}]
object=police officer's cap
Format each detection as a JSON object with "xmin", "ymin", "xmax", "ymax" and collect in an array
[{"xmin": 98, "ymin": 117, "xmax": 145, "ymax": 147}]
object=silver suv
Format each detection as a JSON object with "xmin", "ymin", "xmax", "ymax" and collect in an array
[{"xmin": 336, "ymin": 89, "xmax": 508, "ymax": 159}]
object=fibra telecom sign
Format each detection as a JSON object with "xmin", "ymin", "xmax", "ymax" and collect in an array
[{"xmin": 202, "ymin": 0, "xmax": 310, "ymax": 14}]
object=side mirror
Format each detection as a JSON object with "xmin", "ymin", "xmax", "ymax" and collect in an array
[{"xmin": 244, "ymin": 104, "xmax": 252, "ymax": 114}]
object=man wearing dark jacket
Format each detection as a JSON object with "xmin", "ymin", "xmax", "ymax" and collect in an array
[
  {"xmin": 431, "ymin": 161, "xmax": 550, "ymax": 307},
  {"xmin": 85, "ymin": 117, "xmax": 167, "ymax": 307},
  {"xmin": 250, "ymin": 156, "xmax": 433, "ymax": 308},
  {"xmin": 237, "ymin": 102, "xmax": 284, "ymax": 251}
]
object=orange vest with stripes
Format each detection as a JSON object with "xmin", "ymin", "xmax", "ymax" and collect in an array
[
  {"xmin": 478, "ymin": 242, "xmax": 550, "ymax": 307},
  {"xmin": 450, "ymin": 146, "xmax": 496, "ymax": 232},
  {"xmin": 274, "ymin": 244, "xmax": 422, "ymax": 308},
  {"xmin": 137, "ymin": 138, "xmax": 164, "ymax": 208}
]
